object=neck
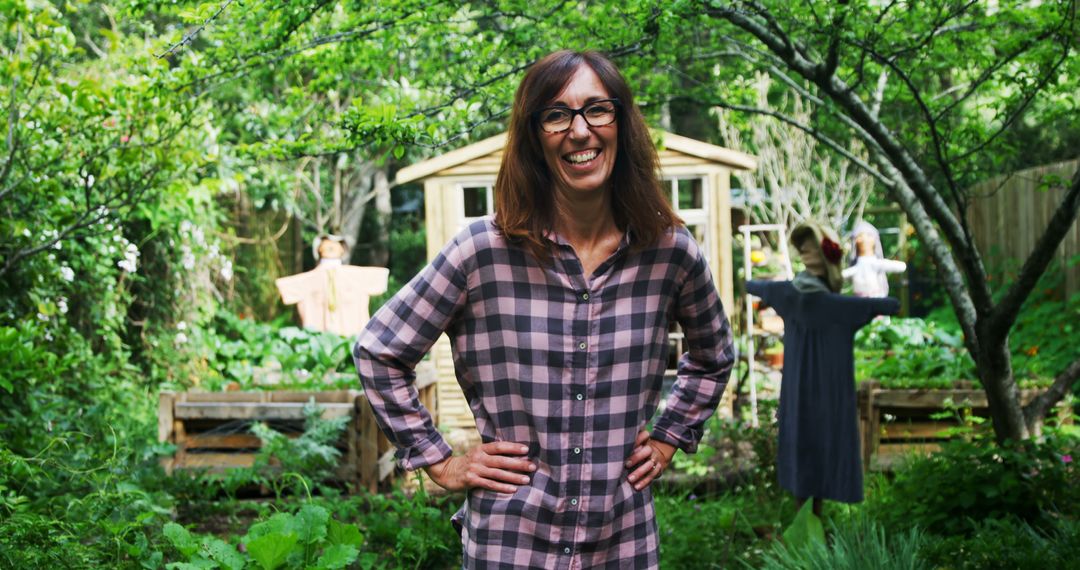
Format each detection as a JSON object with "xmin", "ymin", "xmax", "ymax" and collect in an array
[{"xmin": 553, "ymin": 187, "xmax": 618, "ymax": 248}]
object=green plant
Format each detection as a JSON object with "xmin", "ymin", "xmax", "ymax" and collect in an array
[
  {"xmin": 854, "ymin": 317, "xmax": 978, "ymax": 388},
  {"xmin": 870, "ymin": 432, "xmax": 1079, "ymax": 535},
  {"xmin": 244, "ymin": 400, "xmax": 350, "ymax": 499},
  {"xmin": 654, "ymin": 492, "xmax": 759, "ymax": 569},
  {"xmin": 752, "ymin": 512, "xmax": 928, "ymax": 570},
  {"xmin": 163, "ymin": 503, "xmax": 365, "ymax": 570},
  {"xmin": 919, "ymin": 516, "xmax": 1080, "ymax": 570}
]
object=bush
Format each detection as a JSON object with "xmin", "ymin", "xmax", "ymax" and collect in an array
[
  {"xmin": 919, "ymin": 516, "xmax": 1080, "ymax": 570},
  {"xmin": 871, "ymin": 434, "xmax": 1079, "ymax": 535}
]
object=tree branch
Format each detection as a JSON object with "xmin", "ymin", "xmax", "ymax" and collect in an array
[
  {"xmin": 156, "ymin": 0, "xmax": 237, "ymax": 58},
  {"xmin": 1024, "ymin": 358, "xmax": 1080, "ymax": 429},
  {"xmin": 705, "ymin": 1, "xmax": 994, "ymax": 315}
]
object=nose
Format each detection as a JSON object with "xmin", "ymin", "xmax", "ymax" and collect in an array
[{"xmin": 567, "ymin": 113, "xmax": 591, "ymax": 140}]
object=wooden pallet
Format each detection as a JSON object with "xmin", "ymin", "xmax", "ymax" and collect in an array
[
  {"xmin": 857, "ymin": 381, "xmax": 1072, "ymax": 472},
  {"xmin": 158, "ymin": 366, "xmax": 438, "ymax": 493}
]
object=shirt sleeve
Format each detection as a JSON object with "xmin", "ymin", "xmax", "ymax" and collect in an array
[
  {"xmin": 651, "ymin": 246, "xmax": 735, "ymax": 454},
  {"xmin": 352, "ymin": 234, "xmax": 470, "ymax": 471}
]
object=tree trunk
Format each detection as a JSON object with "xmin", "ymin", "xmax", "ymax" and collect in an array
[{"xmin": 974, "ymin": 326, "xmax": 1030, "ymax": 443}]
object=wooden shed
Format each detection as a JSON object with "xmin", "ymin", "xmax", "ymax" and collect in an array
[{"xmin": 395, "ymin": 130, "xmax": 757, "ymax": 430}]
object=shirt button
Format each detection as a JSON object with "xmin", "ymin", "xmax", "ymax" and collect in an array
[
  {"xmin": 578, "ymin": 341, "xmax": 587, "ymax": 350},
  {"xmin": 576, "ymin": 393, "xmax": 584, "ymax": 401},
  {"xmin": 581, "ymin": 292, "xmax": 590, "ymax": 301},
  {"xmin": 564, "ymin": 547, "xmax": 571, "ymax": 554},
  {"xmin": 570, "ymin": 498, "xmax": 578, "ymax": 506},
  {"xmin": 574, "ymin": 447, "xmax": 581, "ymax": 454}
]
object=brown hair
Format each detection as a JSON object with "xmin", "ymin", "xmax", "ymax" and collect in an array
[{"xmin": 493, "ymin": 50, "xmax": 680, "ymax": 262}]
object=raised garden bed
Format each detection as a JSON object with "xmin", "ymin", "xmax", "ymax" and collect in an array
[
  {"xmin": 158, "ymin": 365, "xmax": 438, "ymax": 492},
  {"xmin": 856, "ymin": 380, "xmax": 1072, "ymax": 471}
]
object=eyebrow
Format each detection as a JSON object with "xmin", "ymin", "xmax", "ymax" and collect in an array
[{"xmin": 547, "ymin": 95, "xmax": 610, "ymax": 108}]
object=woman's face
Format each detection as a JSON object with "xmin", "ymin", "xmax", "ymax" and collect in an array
[{"xmin": 538, "ymin": 65, "xmax": 618, "ymax": 197}]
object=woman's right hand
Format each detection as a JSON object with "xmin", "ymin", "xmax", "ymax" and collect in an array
[{"xmin": 424, "ymin": 441, "xmax": 536, "ymax": 493}]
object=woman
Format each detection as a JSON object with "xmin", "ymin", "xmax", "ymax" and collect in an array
[
  {"xmin": 354, "ymin": 50, "xmax": 733, "ymax": 569},
  {"xmin": 746, "ymin": 222, "xmax": 898, "ymax": 517}
]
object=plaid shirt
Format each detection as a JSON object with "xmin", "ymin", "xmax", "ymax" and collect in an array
[{"xmin": 354, "ymin": 218, "xmax": 734, "ymax": 569}]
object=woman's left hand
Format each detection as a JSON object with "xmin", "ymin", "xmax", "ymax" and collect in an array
[{"xmin": 625, "ymin": 430, "xmax": 676, "ymax": 491}]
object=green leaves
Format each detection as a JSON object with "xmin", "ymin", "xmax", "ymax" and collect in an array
[
  {"xmin": 782, "ymin": 500, "xmax": 825, "ymax": 551},
  {"xmin": 163, "ymin": 504, "xmax": 366, "ymax": 569},
  {"xmin": 247, "ymin": 532, "xmax": 298, "ymax": 570}
]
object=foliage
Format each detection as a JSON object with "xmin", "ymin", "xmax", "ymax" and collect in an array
[
  {"xmin": 753, "ymin": 512, "xmax": 927, "ymax": 570},
  {"xmin": 163, "ymin": 504, "xmax": 365, "ymax": 570},
  {"xmin": 247, "ymin": 401, "xmax": 350, "ymax": 499},
  {"xmin": 157, "ymin": 309, "xmax": 356, "ymax": 391},
  {"xmin": 919, "ymin": 516, "xmax": 1080, "ymax": 570},
  {"xmin": 0, "ymin": 433, "xmax": 176, "ymax": 568},
  {"xmin": 854, "ymin": 316, "xmax": 978, "ymax": 388},
  {"xmin": 653, "ymin": 491, "xmax": 761, "ymax": 569},
  {"xmin": 870, "ymin": 433, "xmax": 1079, "ymax": 536}
]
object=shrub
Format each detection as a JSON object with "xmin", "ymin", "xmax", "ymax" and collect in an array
[
  {"xmin": 919, "ymin": 516, "xmax": 1080, "ymax": 570},
  {"xmin": 871, "ymin": 434, "xmax": 1079, "ymax": 535}
]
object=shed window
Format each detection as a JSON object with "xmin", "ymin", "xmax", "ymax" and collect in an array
[{"xmin": 462, "ymin": 184, "xmax": 494, "ymax": 218}]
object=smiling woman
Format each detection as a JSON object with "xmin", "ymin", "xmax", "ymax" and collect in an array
[{"xmin": 354, "ymin": 49, "xmax": 735, "ymax": 569}]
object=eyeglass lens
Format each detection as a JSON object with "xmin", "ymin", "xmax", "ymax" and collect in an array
[{"xmin": 539, "ymin": 101, "xmax": 617, "ymax": 133}]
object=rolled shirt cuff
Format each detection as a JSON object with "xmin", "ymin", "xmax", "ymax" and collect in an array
[{"xmin": 396, "ymin": 431, "xmax": 454, "ymax": 472}]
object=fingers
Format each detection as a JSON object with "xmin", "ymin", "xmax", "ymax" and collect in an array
[
  {"xmin": 480, "ymin": 441, "xmax": 532, "ymax": 456},
  {"xmin": 628, "ymin": 456, "xmax": 662, "ymax": 490},
  {"xmin": 465, "ymin": 441, "xmax": 537, "ymax": 493},
  {"xmin": 625, "ymin": 432, "xmax": 672, "ymax": 490}
]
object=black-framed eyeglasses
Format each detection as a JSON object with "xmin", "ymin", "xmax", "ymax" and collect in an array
[{"xmin": 533, "ymin": 98, "xmax": 620, "ymax": 134}]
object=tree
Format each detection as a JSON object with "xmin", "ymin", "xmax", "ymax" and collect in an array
[
  {"xmin": 147, "ymin": 0, "xmax": 1079, "ymax": 442},
  {"xmin": 682, "ymin": 0, "xmax": 1080, "ymax": 442}
]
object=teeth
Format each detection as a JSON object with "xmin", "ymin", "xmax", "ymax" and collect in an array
[{"xmin": 565, "ymin": 150, "xmax": 598, "ymax": 164}]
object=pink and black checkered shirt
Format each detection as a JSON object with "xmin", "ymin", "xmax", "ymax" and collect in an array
[{"xmin": 354, "ymin": 218, "xmax": 734, "ymax": 569}]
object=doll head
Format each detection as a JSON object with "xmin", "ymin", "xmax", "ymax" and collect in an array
[{"xmin": 791, "ymin": 221, "xmax": 844, "ymax": 293}]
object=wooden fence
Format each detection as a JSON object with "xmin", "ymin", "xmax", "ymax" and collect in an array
[{"xmin": 967, "ymin": 159, "xmax": 1080, "ymax": 299}]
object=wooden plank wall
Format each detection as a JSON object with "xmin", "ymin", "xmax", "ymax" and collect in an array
[{"xmin": 967, "ymin": 159, "xmax": 1080, "ymax": 299}]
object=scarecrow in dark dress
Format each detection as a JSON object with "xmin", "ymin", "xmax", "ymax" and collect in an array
[{"xmin": 746, "ymin": 222, "xmax": 899, "ymax": 517}]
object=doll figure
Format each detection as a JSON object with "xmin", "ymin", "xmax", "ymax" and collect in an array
[{"xmin": 842, "ymin": 220, "xmax": 906, "ymax": 298}]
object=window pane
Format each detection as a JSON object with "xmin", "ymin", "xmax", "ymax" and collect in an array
[
  {"xmin": 462, "ymin": 186, "xmax": 490, "ymax": 217},
  {"xmin": 677, "ymin": 178, "xmax": 704, "ymax": 210}
]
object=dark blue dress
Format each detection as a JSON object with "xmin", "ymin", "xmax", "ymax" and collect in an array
[{"xmin": 746, "ymin": 280, "xmax": 899, "ymax": 503}]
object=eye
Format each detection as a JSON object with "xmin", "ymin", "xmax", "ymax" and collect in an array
[
  {"xmin": 585, "ymin": 102, "xmax": 615, "ymax": 117},
  {"xmin": 540, "ymin": 108, "xmax": 571, "ymax": 123}
]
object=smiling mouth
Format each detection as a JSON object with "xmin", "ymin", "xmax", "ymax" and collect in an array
[{"xmin": 563, "ymin": 149, "xmax": 599, "ymax": 165}]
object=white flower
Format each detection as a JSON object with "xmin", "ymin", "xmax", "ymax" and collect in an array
[
  {"xmin": 175, "ymin": 332, "xmax": 189, "ymax": 345},
  {"xmin": 180, "ymin": 220, "xmax": 193, "ymax": 233},
  {"xmin": 220, "ymin": 260, "xmax": 233, "ymax": 282},
  {"xmin": 181, "ymin": 245, "xmax": 195, "ymax": 269},
  {"xmin": 60, "ymin": 266, "xmax": 74, "ymax": 282},
  {"xmin": 58, "ymin": 297, "xmax": 68, "ymax": 314},
  {"xmin": 118, "ymin": 243, "xmax": 140, "ymax": 273},
  {"xmin": 37, "ymin": 312, "xmax": 49, "ymax": 322},
  {"xmin": 22, "ymin": 229, "xmax": 31, "ymax": 238},
  {"xmin": 53, "ymin": 240, "xmax": 61, "ymax": 250},
  {"xmin": 177, "ymin": 321, "xmax": 187, "ymax": 331}
]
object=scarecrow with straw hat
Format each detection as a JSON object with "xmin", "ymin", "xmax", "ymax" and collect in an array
[{"xmin": 746, "ymin": 221, "xmax": 899, "ymax": 517}]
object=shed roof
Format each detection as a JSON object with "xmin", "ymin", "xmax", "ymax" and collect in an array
[{"xmin": 395, "ymin": 130, "xmax": 756, "ymax": 185}]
